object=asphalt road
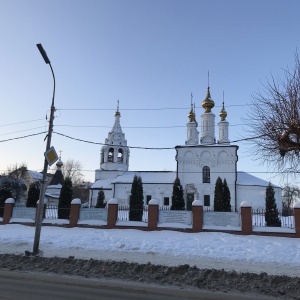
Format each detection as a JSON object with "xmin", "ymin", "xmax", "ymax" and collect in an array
[{"xmin": 0, "ymin": 270, "xmax": 276, "ymax": 300}]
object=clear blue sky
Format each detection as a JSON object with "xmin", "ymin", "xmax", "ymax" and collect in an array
[{"xmin": 1, "ymin": 0, "xmax": 299, "ymax": 186}]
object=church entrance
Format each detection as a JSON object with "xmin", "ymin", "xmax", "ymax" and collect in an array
[{"xmin": 186, "ymin": 193, "xmax": 194, "ymax": 211}]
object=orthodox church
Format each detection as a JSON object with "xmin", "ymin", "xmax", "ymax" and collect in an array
[{"xmin": 90, "ymin": 88, "xmax": 282, "ymax": 210}]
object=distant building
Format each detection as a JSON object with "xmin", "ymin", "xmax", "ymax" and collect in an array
[
  {"xmin": 90, "ymin": 88, "xmax": 282, "ymax": 210},
  {"xmin": 45, "ymin": 158, "xmax": 64, "ymax": 205}
]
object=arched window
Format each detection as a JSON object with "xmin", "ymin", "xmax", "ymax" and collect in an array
[
  {"xmin": 108, "ymin": 148, "xmax": 114, "ymax": 162},
  {"xmin": 118, "ymin": 149, "xmax": 123, "ymax": 162},
  {"xmin": 203, "ymin": 166, "xmax": 210, "ymax": 183}
]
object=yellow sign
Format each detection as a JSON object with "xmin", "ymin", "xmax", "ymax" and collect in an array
[{"xmin": 44, "ymin": 146, "xmax": 58, "ymax": 166}]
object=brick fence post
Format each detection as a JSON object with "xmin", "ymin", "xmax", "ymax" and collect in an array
[
  {"xmin": 240, "ymin": 201, "xmax": 253, "ymax": 235},
  {"xmin": 107, "ymin": 198, "xmax": 118, "ymax": 229},
  {"xmin": 294, "ymin": 202, "xmax": 300, "ymax": 238},
  {"xmin": 3, "ymin": 198, "xmax": 15, "ymax": 224},
  {"xmin": 36, "ymin": 200, "xmax": 47, "ymax": 225},
  {"xmin": 148, "ymin": 199, "xmax": 159, "ymax": 230},
  {"xmin": 192, "ymin": 200, "xmax": 203, "ymax": 232},
  {"xmin": 69, "ymin": 198, "xmax": 81, "ymax": 227}
]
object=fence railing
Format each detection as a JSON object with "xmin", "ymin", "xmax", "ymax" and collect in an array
[
  {"xmin": 117, "ymin": 205, "xmax": 148, "ymax": 222},
  {"xmin": 45, "ymin": 205, "xmax": 58, "ymax": 219},
  {"xmin": 252, "ymin": 209, "xmax": 294, "ymax": 229}
]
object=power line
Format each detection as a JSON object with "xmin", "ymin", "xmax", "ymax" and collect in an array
[
  {"xmin": 53, "ymin": 132, "xmax": 174, "ymax": 149},
  {"xmin": 0, "ymin": 126, "xmax": 47, "ymax": 137},
  {"xmin": 57, "ymin": 104, "xmax": 251, "ymax": 111},
  {"xmin": 0, "ymin": 118, "xmax": 45, "ymax": 127},
  {"xmin": 52, "ymin": 131, "xmax": 265, "ymax": 150},
  {"xmin": 55, "ymin": 123, "xmax": 245, "ymax": 129},
  {"xmin": 0, "ymin": 132, "xmax": 47, "ymax": 143}
]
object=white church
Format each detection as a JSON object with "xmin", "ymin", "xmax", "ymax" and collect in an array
[{"xmin": 90, "ymin": 87, "xmax": 282, "ymax": 211}]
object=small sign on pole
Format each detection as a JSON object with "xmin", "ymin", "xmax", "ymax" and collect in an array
[{"xmin": 44, "ymin": 146, "xmax": 58, "ymax": 166}]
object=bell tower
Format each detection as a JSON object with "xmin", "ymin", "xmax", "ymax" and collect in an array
[{"xmin": 100, "ymin": 102, "xmax": 130, "ymax": 171}]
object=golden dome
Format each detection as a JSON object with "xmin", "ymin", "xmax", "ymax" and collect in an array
[
  {"xmin": 115, "ymin": 100, "xmax": 121, "ymax": 116},
  {"xmin": 188, "ymin": 103, "xmax": 196, "ymax": 122},
  {"xmin": 219, "ymin": 101, "xmax": 227, "ymax": 121},
  {"xmin": 202, "ymin": 87, "xmax": 215, "ymax": 113}
]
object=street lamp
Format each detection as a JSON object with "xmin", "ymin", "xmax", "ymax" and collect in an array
[{"xmin": 32, "ymin": 44, "xmax": 56, "ymax": 255}]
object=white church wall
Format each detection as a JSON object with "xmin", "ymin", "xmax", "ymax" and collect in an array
[
  {"xmin": 236, "ymin": 185, "xmax": 282, "ymax": 210},
  {"xmin": 113, "ymin": 183, "xmax": 173, "ymax": 206},
  {"xmin": 176, "ymin": 145, "xmax": 238, "ymax": 209},
  {"xmin": 90, "ymin": 189, "xmax": 114, "ymax": 207}
]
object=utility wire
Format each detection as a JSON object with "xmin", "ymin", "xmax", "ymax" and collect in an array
[
  {"xmin": 57, "ymin": 104, "xmax": 250, "ymax": 111},
  {"xmin": 55, "ymin": 123, "xmax": 245, "ymax": 129},
  {"xmin": 0, "ymin": 126, "xmax": 47, "ymax": 137},
  {"xmin": 0, "ymin": 132, "xmax": 47, "ymax": 143},
  {"xmin": 0, "ymin": 118, "xmax": 45, "ymax": 127},
  {"xmin": 53, "ymin": 131, "xmax": 266, "ymax": 150}
]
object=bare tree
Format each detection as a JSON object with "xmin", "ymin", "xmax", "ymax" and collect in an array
[
  {"xmin": 282, "ymin": 185, "xmax": 300, "ymax": 215},
  {"xmin": 61, "ymin": 159, "xmax": 84, "ymax": 186},
  {"xmin": 245, "ymin": 53, "xmax": 300, "ymax": 174},
  {"xmin": 6, "ymin": 163, "xmax": 28, "ymax": 178},
  {"xmin": 0, "ymin": 163, "xmax": 28, "ymax": 202}
]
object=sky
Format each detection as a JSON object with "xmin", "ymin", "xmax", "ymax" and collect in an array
[
  {"xmin": 1, "ymin": 0, "xmax": 300, "ymax": 186},
  {"xmin": 0, "ymin": 224, "xmax": 299, "ymax": 277}
]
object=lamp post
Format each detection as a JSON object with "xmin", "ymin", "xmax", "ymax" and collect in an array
[{"xmin": 32, "ymin": 44, "xmax": 56, "ymax": 255}]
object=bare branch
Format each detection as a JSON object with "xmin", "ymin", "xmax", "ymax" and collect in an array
[{"xmin": 244, "ymin": 52, "xmax": 300, "ymax": 175}]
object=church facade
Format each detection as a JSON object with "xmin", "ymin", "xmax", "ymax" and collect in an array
[{"xmin": 90, "ymin": 89, "xmax": 282, "ymax": 211}]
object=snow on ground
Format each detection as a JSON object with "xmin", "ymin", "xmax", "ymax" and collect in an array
[{"xmin": 0, "ymin": 224, "xmax": 299, "ymax": 277}]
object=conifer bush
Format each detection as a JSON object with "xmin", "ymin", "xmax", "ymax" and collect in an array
[
  {"xmin": 26, "ymin": 181, "xmax": 40, "ymax": 207},
  {"xmin": 265, "ymin": 183, "xmax": 281, "ymax": 227},
  {"xmin": 129, "ymin": 175, "xmax": 144, "ymax": 221},
  {"xmin": 214, "ymin": 177, "xmax": 231, "ymax": 212},
  {"xmin": 95, "ymin": 190, "xmax": 106, "ymax": 208},
  {"xmin": 58, "ymin": 177, "xmax": 73, "ymax": 219},
  {"xmin": 171, "ymin": 177, "xmax": 185, "ymax": 210}
]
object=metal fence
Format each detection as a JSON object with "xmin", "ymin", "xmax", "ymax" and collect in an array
[
  {"xmin": 117, "ymin": 205, "xmax": 148, "ymax": 222},
  {"xmin": 45, "ymin": 205, "xmax": 58, "ymax": 219},
  {"xmin": 252, "ymin": 209, "xmax": 294, "ymax": 228},
  {"xmin": 159, "ymin": 206, "xmax": 171, "ymax": 211}
]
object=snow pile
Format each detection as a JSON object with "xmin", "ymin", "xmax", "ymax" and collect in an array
[{"xmin": 0, "ymin": 224, "xmax": 299, "ymax": 277}]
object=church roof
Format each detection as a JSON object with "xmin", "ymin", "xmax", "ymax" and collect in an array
[
  {"xmin": 237, "ymin": 171, "xmax": 280, "ymax": 188},
  {"xmin": 27, "ymin": 170, "xmax": 43, "ymax": 181},
  {"xmin": 91, "ymin": 179, "xmax": 113, "ymax": 189},
  {"xmin": 48, "ymin": 170, "xmax": 64, "ymax": 186}
]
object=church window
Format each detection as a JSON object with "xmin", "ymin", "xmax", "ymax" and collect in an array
[
  {"xmin": 203, "ymin": 166, "xmax": 210, "ymax": 183},
  {"xmin": 164, "ymin": 197, "xmax": 169, "ymax": 206},
  {"xmin": 204, "ymin": 195, "xmax": 210, "ymax": 206},
  {"xmin": 108, "ymin": 148, "xmax": 114, "ymax": 162},
  {"xmin": 146, "ymin": 195, "xmax": 151, "ymax": 204},
  {"xmin": 118, "ymin": 149, "xmax": 123, "ymax": 162}
]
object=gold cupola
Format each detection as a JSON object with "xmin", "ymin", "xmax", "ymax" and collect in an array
[
  {"xmin": 202, "ymin": 87, "xmax": 215, "ymax": 113},
  {"xmin": 219, "ymin": 101, "xmax": 227, "ymax": 121},
  {"xmin": 188, "ymin": 101, "xmax": 197, "ymax": 123},
  {"xmin": 115, "ymin": 100, "xmax": 121, "ymax": 116}
]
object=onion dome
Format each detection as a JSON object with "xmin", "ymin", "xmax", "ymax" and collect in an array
[
  {"xmin": 202, "ymin": 87, "xmax": 215, "ymax": 113},
  {"xmin": 188, "ymin": 103, "xmax": 196, "ymax": 122},
  {"xmin": 115, "ymin": 100, "xmax": 121, "ymax": 116},
  {"xmin": 56, "ymin": 157, "xmax": 63, "ymax": 168},
  {"xmin": 219, "ymin": 101, "xmax": 227, "ymax": 121}
]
